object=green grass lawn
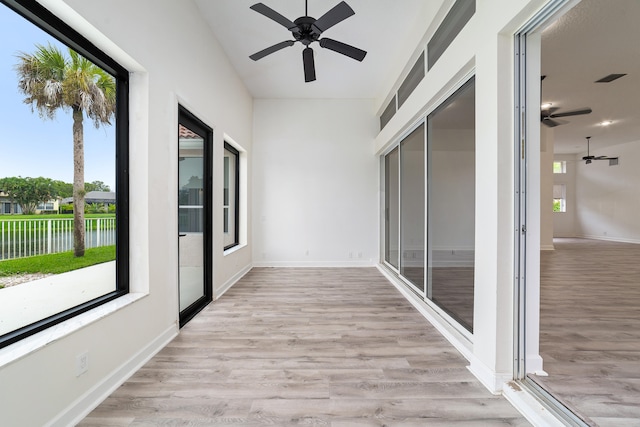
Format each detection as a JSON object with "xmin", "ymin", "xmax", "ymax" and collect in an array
[{"xmin": 0, "ymin": 245, "xmax": 116, "ymax": 277}]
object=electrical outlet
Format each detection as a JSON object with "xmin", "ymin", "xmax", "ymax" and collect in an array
[{"xmin": 76, "ymin": 351, "xmax": 89, "ymax": 377}]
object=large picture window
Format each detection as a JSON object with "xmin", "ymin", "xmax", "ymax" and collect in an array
[{"xmin": 0, "ymin": 0, "xmax": 129, "ymax": 348}]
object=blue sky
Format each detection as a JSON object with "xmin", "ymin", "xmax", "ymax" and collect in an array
[{"xmin": 0, "ymin": 4, "xmax": 115, "ymax": 190}]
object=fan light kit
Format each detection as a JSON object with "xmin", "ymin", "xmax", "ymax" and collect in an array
[
  {"xmin": 249, "ymin": 0, "xmax": 367, "ymax": 82},
  {"xmin": 599, "ymin": 120, "xmax": 613, "ymax": 126}
]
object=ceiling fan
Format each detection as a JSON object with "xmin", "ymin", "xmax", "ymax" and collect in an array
[
  {"xmin": 582, "ymin": 136, "xmax": 617, "ymax": 164},
  {"xmin": 540, "ymin": 75, "xmax": 593, "ymax": 127},
  {"xmin": 249, "ymin": 0, "xmax": 367, "ymax": 82},
  {"xmin": 541, "ymin": 106, "xmax": 593, "ymax": 127}
]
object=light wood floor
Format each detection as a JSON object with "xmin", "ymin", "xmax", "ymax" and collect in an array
[
  {"xmin": 79, "ymin": 267, "xmax": 528, "ymax": 426},
  {"xmin": 533, "ymin": 238, "xmax": 640, "ymax": 426}
]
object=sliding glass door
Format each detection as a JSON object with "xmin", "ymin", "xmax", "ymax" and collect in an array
[
  {"xmin": 178, "ymin": 106, "xmax": 212, "ymax": 327},
  {"xmin": 400, "ymin": 124, "xmax": 426, "ymax": 293},
  {"xmin": 427, "ymin": 78, "xmax": 476, "ymax": 331},
  {"xmin": 383, "ymin": 77, "xmax": 475, "ymax": 332}
]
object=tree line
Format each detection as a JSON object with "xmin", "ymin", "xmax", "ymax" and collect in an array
[{"xmin": 0, "ymin": 176, "xmax": 111, "ymax": 215}]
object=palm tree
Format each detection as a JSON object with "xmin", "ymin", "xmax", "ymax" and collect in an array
[{"xmin": 15, "ymin": 43, "xmax": 115, "ymax": 257}]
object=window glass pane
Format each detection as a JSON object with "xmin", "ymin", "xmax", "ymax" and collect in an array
[
  {"xmin": 427, "ymin": 0, "xmax": 475, "ymax": 70},
  {"xmin": 400, "ymin": 124, "xmax": 425, "ymax": 292},
  {"xmin": 178, "ymin": 127, "xmax": 204, "ymax": 233},
  {"xmin": 553, "ymin": 161, "xmax": 566, "ymax": 173},
  {"xmin": 385, "ymin": 147, "xmax": 399, "ymax": 268},
  {"xmin": 398, "ymin": 52, "xmax": 425, "ymax": 108},
  {"xmin": 0, "ymin": 2, "xmax": 126, "ymax": 346},
  {"xmin": 178, "ymin": 123, "xmax": 205, "ymax": 310},
  {"xmin": 380, "ymin": 95, "xmax": 396, "ymax": 130},
  {"xmin": 223, "ymin": 143, "xmax": 239, "ymax": 249},
  {"xmin": 427, "ymin": 78, "xmax": 475, "ymax": 331},
  {"xmin": 553, "ymin": 184, "xmax": 566, "ymax": 212}
]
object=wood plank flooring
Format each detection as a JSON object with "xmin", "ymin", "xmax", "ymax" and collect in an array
[
  {"xmin": 79, "ymin": 267, "xmax": 528, "ymax": 426},
  {"xmin": 532, "ymin": 238, "xmax": 640, "ymax": 427}
]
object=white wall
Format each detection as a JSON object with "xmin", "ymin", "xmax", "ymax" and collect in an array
[
  {"xmin": 252, "ymin": 99, "xmax": 379, "ymax": 267},
  {"xmin": 0, "ymin": 0, "xmax": 253, "ymax": 425},
  {"xmin": 575, "ymin": 139, "xmax": 640, "ymax": 243}
]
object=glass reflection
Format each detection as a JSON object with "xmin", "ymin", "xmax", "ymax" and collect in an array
[
  {"xmin": 400, "ymin": 124, "xmax": 425, "ymax": 292},
  {"xmin": 385, "ymin": 147, "xmax": 399, "ymax": 268},
  {"xmin": 178, "ymin": 124, "xmax": 204, "ymax": 311},
  {"xmin": 427, "ymin": 78, "xmax": 475, "ymax": 331}
]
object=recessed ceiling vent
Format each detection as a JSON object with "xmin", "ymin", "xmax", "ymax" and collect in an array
[{"xmin": 595, "ymin": 73, "xmax": 627, "ymax": 83}]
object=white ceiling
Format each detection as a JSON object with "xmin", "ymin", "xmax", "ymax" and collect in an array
[
  {"xmin": 194, "ymin": 0, "xmax": 639, "ymax": 155},
  {"xmin": 541, "ymin": 0, "xmax": 640, "ymax": 154},
  {"xmin": 194, "ymin": 0, "xmax": 433, "ymax": 99}
]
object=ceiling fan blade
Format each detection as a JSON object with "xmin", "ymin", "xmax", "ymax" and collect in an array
[
  {"xmin": 312, "ymin": 1, "xmax": 355, "ymax": 34},
  {"xmin": 550, "ymin": 108, "xmax": 592, "ymax": 118},
  {"xmin": 249, "ymin": 40, "xmax": 295, "ymax": 61},
  {"xmin": 319, "ymin": 38, "xmax": 367, "ymax": 61},
  {"xmin": 303, "ymin": 47, "xmax": 316, "ymax": 82},
  {"xmin": 250, "ymin": 3, "xmax": 300, "ymax": 33},
  {"xmin": 541, "ymin": 118, "xmax": 566, "ymax": 127}
]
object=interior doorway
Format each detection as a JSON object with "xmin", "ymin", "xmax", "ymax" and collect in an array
[
  {"xmin": 178, "ymin": 105, "xmax": 212, "ymax": 327},
  {"xmin": 517, "ymin": 0, "xmax": 640, "ymax": 424}
]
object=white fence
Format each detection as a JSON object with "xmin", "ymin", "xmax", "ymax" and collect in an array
[{"xmin": 0, "ymin": 217, "xmax": 116, "ymax": 260}]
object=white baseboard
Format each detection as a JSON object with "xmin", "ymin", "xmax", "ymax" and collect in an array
[
  {"xmin": 253, "ymin": 260, "xmax": 377, "ymax": 268},
  {"xmin": 540, "ymin": 244, "xmax": 555, "ymax": 251},
  {"xmin": 526, "ymin": 354, "xmax": 545, "ymax": 375},
  {"xmin": 577, "ymin": 234, "xmax": 640, "ymax": 245},
  {"xmin": 215, "ymin": 263, "xmax": 252, "ymax": 300},
  {"xmin": 467, "ymin": 359, "xmax": 512, "ymax": 395},
  {"xmin": 50, "ymin": 325, "xmax": 178, "ymax": 427}
]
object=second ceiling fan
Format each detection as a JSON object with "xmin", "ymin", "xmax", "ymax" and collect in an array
[
  {"xmin": 249, "ymin": 0, "xmax": 367, "ymax": 82},
  {"xmin": 582, "ymin": 136, "xmax": 618, "ymax": 164}
]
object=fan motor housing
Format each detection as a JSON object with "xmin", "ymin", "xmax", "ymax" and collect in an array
[{"xmin": 293, "ymin": 16, "xmax": 319, "ymax": 45}]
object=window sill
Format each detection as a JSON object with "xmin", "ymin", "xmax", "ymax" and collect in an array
[
  {"xmin": 0, "ymin": 292, "xmax": 146, "ymax": 368},
  {"xmin": 224, "ymin": 243, "xmax": 246, "ymax": 256}
]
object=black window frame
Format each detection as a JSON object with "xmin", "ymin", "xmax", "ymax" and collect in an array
[
  {"xmin": 0, "ymin": 0, "xmax": 129, "ymax": 349},
  {"xmin": 223, "ymin": 142, "xmax": 240, "ymax": 251}
]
